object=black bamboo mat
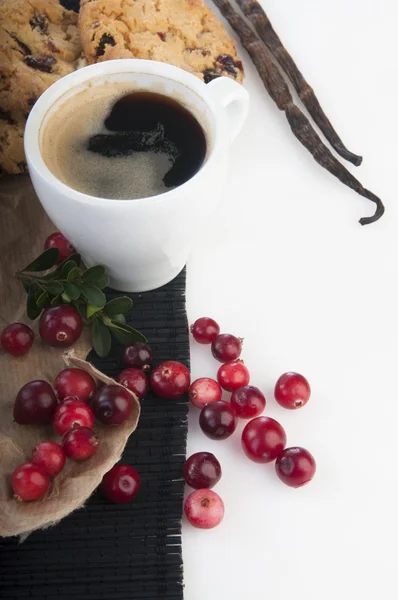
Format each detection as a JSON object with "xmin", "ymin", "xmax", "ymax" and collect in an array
[{"xmin": 0, "ymin": 268, "xmax": 189, "ymax": 600}]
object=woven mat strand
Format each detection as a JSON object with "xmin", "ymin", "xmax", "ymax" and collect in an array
[{"xmin": 0, "ymin": 268, "xmax": 189, "ymax": 600}]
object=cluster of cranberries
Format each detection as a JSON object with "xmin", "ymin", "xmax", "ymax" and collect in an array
[
  {"xmin": 10, "ymin": 366, "xmax": 139, "ymax": 502},
  {"xmin": 2, "ymin": 304, "xmax": 84, "ymax": 354},
  {"xmin": 1, "ymin": 234, "xmax": 83, "ymax": 357},
  {"xmin": 1, "ymin": 305, "xmax": 84, "ymax": 358},
  {"xmin": 180, "ymin": 317, "xmax": 316, "ymax": 529}
]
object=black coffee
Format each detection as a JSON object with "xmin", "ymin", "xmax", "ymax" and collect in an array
[{"xmin": 42, "ymin": 85, "xmax": 207, "ymax": 199}]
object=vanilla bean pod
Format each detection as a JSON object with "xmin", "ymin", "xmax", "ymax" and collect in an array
[
  {"xmin": 212, "ymin": 0, "xmax": 384, "ymax": 225},
  {"xmin": 235, "ymin": 0, "xmax": 362, "ymax": 167}
]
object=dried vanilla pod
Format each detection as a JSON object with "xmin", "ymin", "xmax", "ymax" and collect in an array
[
  {"xmin": 212, "ymin": 0, "xmax": 384, "ymax": 225},
  {"xmin": 235, "ymin": 0, "xmax": 362, "ymax": 167}
]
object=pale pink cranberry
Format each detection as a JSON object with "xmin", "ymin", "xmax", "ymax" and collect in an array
[
  {"xmin": 188, "ymin": 377, "xmax": 222, "ymax": 409},
  {"xmin": 184, "ymin": 489, "xmax": 224, "ymax": 529}
]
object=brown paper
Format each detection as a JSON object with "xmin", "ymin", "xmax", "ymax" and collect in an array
[{"xmin": 0, "ymin": 175, "xmax": 140, "ymax": 537}]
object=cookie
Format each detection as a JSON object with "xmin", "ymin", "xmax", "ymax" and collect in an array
[
  {"xmin": 79, "ymin": 0, "xmax": 244, "ymax": 84},
  {"xmin": 0, "ymin": 120, "xmax": 26, "ymax": 176},
  {"xmin": 0, "ymin": 0, "xmax": 81, "ymax": 174}
]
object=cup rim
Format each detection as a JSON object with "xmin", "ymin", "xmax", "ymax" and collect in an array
[{"xmin": 24, "ymin": 59, "xmax": 223, "ymax": 206}]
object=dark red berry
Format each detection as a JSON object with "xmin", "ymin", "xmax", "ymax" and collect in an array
[
  {"xmin": 14, "ymin": 380, "xmax": 57, "ymax": 425},
  {"xmin": 122, "ymin": 342, "xmax": 153, "ymax": 372},
  {"xmin": 91, "ymin": 384, "xmax": 133, "ymax": 425},
  {"xmin": 117, "ymin": 368, "xmax": 148, "ymax": 399},
  {"xmin": 199, "ymin": 400, "xmax": 237, "ymax": 440},
  {"xmin": 217, "ymin": 360, "xmax": 250, "ymax": 392},
  {"xmin": 190, "ymin": 317, "xmax": 220, "ymax": 344},
  {"xmin": 39, "ymin": 305, "xmax": 83, "ymax": 347},
  {"xmin": 275, "ymin": 447, "xmax": 316, "ymax": 488},
  {"xmin": 188, "ymin": 377, "xmax": 222, "ymax": 409},
  {"xmin": 184, "ymin": 452, "xmax": 221, "ymax": 489},
  {"xmin": 53, "ymin": 399, "xmax": 94, "ymax": 436},
  {"xmin": 44, "ymin": 232, "xmax": 76, "ymax": 264},
  {"xmin": 101, "ymin": 464, "xmax": 141, "ymax": 503},
  {"xmin": 12, "ymin": 462, "xmax": 49, "ymax": 501},
  {"xmin": 63, "ymin": 427, "xmax": 99, "ymax": 460},
  {"xmin": 150, "ymin": 361, "xmax": 190, "ymax": 399},
  {"xmin": 54, "ymin": 368, "xmax": 96, "ymax": 403},
  {"xmin": 1, "ymin": 323, "xmax": 34, "ymax": 356},
  {"xmin": 184, "ymin": 489, "xmax": 224, "ymax": 529},
  {"xmin": 31, "ymin": 441, "xmax": 66, "ymax": 477},
  {"xmin": 242, "ymin": 416, "xmax": 287, "ymax": 463},
  {"xmin": 231, "ymin": 385, "xmax": 266, "ymax": 419},
  {"xmin": 211, "ymin": 333, "xmax": 242, "ymax": 362},
  {"xmin": 274, "ymin": 372, "xmax": 311, "ymax": 409}
]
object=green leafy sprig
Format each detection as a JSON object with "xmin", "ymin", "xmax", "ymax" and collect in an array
[{"xmin": 16, "ymin": 248, "xmax": 147, "ymax": 357}]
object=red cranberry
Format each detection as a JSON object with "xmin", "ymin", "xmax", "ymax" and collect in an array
[
  {"xmin": 39, "ymin": 305, "xmax": 83, "ymax": 347},
  {"xmin": 217, "ymin": 360, "xmax": 250, "ymax": 392},
  {"xmin": 184, "ymin": 489, "xmax": 224, "ymax": 529},
  {"xmin": 184, "ymin": 452, "xmax": 221, "ymax": 489},
  {"xmin": 101, "ymin": 464, "xmax": 141, "ymax": 503},
  {"xmin": 122, "ymin": 342, "xmax": 153, "ymax": 372},
  {"xmin": 188, "ymin": 378, "xmax": 222, "ymax": 409},
  {"xmin": 12, "ymin": 462, "xmax": 49, "ymax": 501},
  {"xmin": 63, "ymin": 427, "xmax": 99, "ymax": 461},
  {"xmin": 117, "ymin": 368, "xmax": 148, "ymax": 399},
  {"xmin": 91, "ymin": 384, "xmax": 133, "ymax": 425},
  {"xmin": 242, "ymin": 416, "xmax": 287, "ymax": 463},
  {"xmin": 44, "ymin": 232, "xmax": 76, "ymax": 264},
  {"xmin": 1, "ymin": 323, "xmax": 34, "ymax": 356},
  {"xmin": 275, "ymin": 447, "xmax": 316, "ymax": 487},
  {"xmin": 211, "ymin": 333, "xmax": 242, "ymax": 362},
  {"xmin": 190, "ymin": 317, "xmax": 220, "ymax": 344},
  {"xmin": 199, "ymin": 400, "xmax": 237, "ymax": 440},
  {"xmin": 150, "ymin": 361, "xmax": 190, "ymax": 399},
  {"xmin": 54, "ymin": 368, "xmax": 96, "ymax": 403},
  {"xmin": 231, "ymin": 385, "xmax": 266, "ymax": 419},
  {"xmin": 53, "ymin": 399, "xmax": 94, "ymax": 436},
  {"xmin": 31, "ymin": 441, "xmax": 66, "ymax": 477},
  {"xmin": 14, "ymin": 380, "xmax": 57, "ymax": 425},
  {"xmin": 274, "ymin": 372, "xmax": 311, "ymax": 409}
]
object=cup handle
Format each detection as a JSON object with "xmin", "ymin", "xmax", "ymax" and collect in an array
[{"xmin": 206, "ymin": 77, "xmax": 250, "ymax": 142}]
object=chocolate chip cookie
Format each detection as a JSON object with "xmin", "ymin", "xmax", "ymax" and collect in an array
[
  {"xmin": 0, "ymin": 0, "xmax": 81, "ymax": 175},
  {"xmin": 79, "ymin": 0, "xmax": 244, "ymax": 84}
]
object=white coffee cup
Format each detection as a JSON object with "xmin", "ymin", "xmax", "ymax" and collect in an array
[{"xmin": 25, "ymin": 59, "xmax": 249, "ymax": 292}]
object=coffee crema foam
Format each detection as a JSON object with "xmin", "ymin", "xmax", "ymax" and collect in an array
[{"xmin": 41, "ymin": 82, "xmax": 207, "ymax": 200}]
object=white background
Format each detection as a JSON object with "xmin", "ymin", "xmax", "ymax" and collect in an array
[{"xmin": 183, "ymin": 1, "xmax": 398, "ymax": 599}]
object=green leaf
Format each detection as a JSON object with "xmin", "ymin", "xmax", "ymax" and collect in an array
[
  {"xmin": 61, "ymin": 260, "xmax": 77, "ymax": 277},
  {"xmin": 81, "ymin": 265, "xmax": 106, "ymax": 284},
  {"xmin": 22, "ymin": 280, "xmax": 31, "ymax": 294},
  {"xmin": 36, "ymin": 290, "xmax": 49, "ymax": 308},
  {"xmin": 64, "ymin": 282, "xmax": 80, "ymax": 300},
  {"xmin": 62, "ymin": 253, "xmax": 81, "ymax": 269},
  {"xmin": 22, "ymin": 248, "xmax": 59, "ymax": 272},
  {"xmin": 81, "ymin": 283, "xmax": 106, "ymax": 307},
  {"xmin": 67, "ymin": 267, "xmax": 80, "ymax": 282},
  {"xmin": 26, "ymin": 290, "xmax": 41, "ymax": 320},
  {"xmin": 45, "ymin": 281, "xmax": 64, "ymax": 295},
  {"xmin": 104, "ymin": 296, "xmax": 133, "ymax": 317},
  {"xmin": 61, "ymin": 292, "xmax": 71, "ymax": 303},
  {"xmin": 92, "ymin": 318, "xmax": 111, "ymax": 357},
  {"xmin": 109, "ymin": 327, "xmax": 136, "ymax": 345},
  {"xmin": 76, "ymin": 303, "xmax": 90, "ymax": 325},
  {"xmin": 44, "ymin": 254, "xmax": 81, "ymax": 279},
  {"xmin": 51, "ymin": 295, "xmax": 61, "ymax": 306},
  {"xmin": 112, "ymin": 313, "xmax": 126, "ymax": 324},
  {"xmin": 107, "ymin": 320, "xmax": 147, "ymax": 343},
  {"xmin": 87, "ymin": 304, "xmax": 103, "ymax": 319},
  {"xmin": 97, "ymin": 272, "xmax": 110, "ymax": 290}
]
